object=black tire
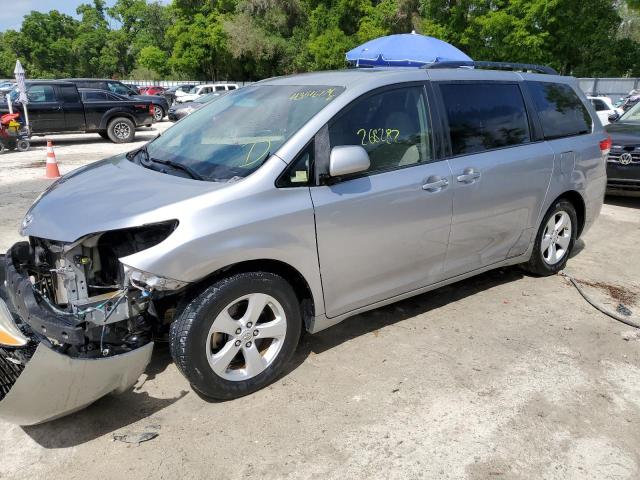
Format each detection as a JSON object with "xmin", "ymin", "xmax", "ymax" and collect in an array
[
  {"xmin": 107, "ymin": 117, "xmax": 135, "ymax": 143},
  {"xmin": 16, "ymin": 139, "xmax": 29, "ymax": 152},
  {"xmin": 170, "ymin": 272, "xmax": 302, "ymax": 400},
  {"xmin": 98, "ymin": 131, "xmax": 109, "ymax": 140},
  {"xmin": 522, "ymin": 199, "xmax": 578, "ymax": 276},
  {"xmin": 153, "ymin": 105, "xmax": 164, "ymax": 122}
]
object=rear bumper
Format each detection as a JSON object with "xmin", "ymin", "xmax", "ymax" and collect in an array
[{"xmin": 0, "ymin": 248, "xmax": 154, "ymax": 425}]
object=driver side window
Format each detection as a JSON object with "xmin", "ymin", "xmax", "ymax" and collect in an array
[{"xmin": 328, "ymin": 86, "xmax": 432, "ymax": 175}]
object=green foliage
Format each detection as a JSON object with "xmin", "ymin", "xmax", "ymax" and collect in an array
[{"xmin": 0, "ymin": 0, "xmax": 639, "ymax": 80}]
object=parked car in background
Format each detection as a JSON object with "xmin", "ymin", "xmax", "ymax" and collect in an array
[
  {"xmin": 0, "ymin": 65, "xmax": 607, "ymax": 425},
  {"xmin": 65, "ymin": 78, "xmax": 170, "ymax": 122},
  {"xmin": 166, "ymin": 84, "xmax": 198, "ymax": 104},
  {"xmin": 605, "ymin": 102, "xmax": 640, "ymax": 196},
  {"xmin": 0, "ymin": 81, "xmax": 15, "ymax": 95},
  {"xmin": 139, "ymin": 86, "xmax": 166, "ymax": 96},
  {"xmin": 588, "ymin": 96, "xmax": 623, "ymax": 125},
  {"xmin": 0, "ymin": 81, "xmax": 153, "ymax": 142},
  {"xmin": 175, "ymin": 83, "xmax": 238, "ymax": 103},
  {"xmin": 167, "ymin": 91, "xmax": 228, "ymax": 121}
]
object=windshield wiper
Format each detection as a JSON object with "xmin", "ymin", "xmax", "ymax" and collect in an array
[
  {"xmin": 128, "ymin": 145, "xmax": 204, "ymax": 180},
  {"xmin": 148, "ymin": 157, "xmax": 204, "ymax": 181}
]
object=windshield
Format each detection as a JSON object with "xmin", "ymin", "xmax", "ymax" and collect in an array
[
  {"xmin": 145, "ymin": 84, "xmax": 344, "ymax": 181},
  {"xmin": 188, "ymin": 86, "xmax": 199, "ymax": 94},
  {"xmin": 619, "ymin": 102, "xmax": 640, "ymax": 123}
]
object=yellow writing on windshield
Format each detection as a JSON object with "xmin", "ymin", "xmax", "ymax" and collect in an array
[
  {"xmin": 289, "ymin": 88, "xmax": 337, "ymax": 102},
  {"xmin": 243, "ymin": 140, "xmax": 272, "ymax": 167},
  {"xmin": 357, "ymin": 128, "xmax": 400, "ymax": 146}
]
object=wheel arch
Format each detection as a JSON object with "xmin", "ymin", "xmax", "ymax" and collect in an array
[
  {"xmin": 100, "ymin": 111, "xmax": 136, "ymax": 130},
  {"xmin": 555, "ymin": 190, "xmax": 586, "ymax": 238},
  {"xmin": 185, "ymin": 259, "xmax": 317, "ymax": 331}
]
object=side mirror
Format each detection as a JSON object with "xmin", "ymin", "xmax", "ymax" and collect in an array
[
  {"xmin": 329, "ymin": 145, "xmax": 370, "ymax": 177},
  {"xmin": 608, "ymin": 112, "xmax": 620, "ymax": 123}
]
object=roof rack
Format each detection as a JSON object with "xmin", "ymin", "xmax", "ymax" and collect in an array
[{"xmin": 422, "ymin": 61, "xmax": 558, "ymax": 75}]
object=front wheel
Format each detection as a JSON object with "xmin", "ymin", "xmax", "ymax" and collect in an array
[
  {"xmin": 107, "ymin": 117, "xmax": 135, "ymax": 143},
  {"xmin": 522, "ymin": 199, "xmax": 577, "ymax": 276},
  {"xmin": 170, "ymin": 272, "xmax": 302, "ymax": 400}
]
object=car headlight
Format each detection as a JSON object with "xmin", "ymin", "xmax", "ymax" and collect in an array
[{"xmin": 122, "ymin": 265, "xmax": 188, "ymax": 292}]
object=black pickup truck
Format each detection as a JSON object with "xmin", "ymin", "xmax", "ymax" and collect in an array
[
  {"xmin": 66, "ymin": 78, "xmax": 170, "ymax": 122},
  {"xmin": 2, "ymin": 80, "xmax": 154, "ymax": 143}
]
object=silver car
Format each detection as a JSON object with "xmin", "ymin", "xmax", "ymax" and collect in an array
[{"xmin": 0, "ymin": 66, "xmax": 608, "ymax": 424}]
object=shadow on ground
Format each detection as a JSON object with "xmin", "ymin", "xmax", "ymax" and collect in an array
[
  {"xmin": 27, "ymin": 127, "xmax": 161, "ymax": 148},
  {"xmin": 23, "ymin": 266, "xmax": 528, "ymax": 447},
  {"xmin": 22, "ymin": 344, "xmax": 186, "ymax": 449}
]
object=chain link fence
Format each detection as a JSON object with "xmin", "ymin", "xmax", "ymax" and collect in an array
[{"xmin": 121, "ymin": 80, "xmax": 254, "ymax": 88}]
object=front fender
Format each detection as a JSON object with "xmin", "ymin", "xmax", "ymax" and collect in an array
[{"xmin": 121, "ymin": 177, "xmax": 325, "ymax": 316}]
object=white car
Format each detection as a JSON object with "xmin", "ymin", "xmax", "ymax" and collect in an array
[
  {"xmin": 588, "ymin": 96, "xmax": 623, "ymax": 125},
  {"xmin": 176, "ymin": 83, "xmax": 239, "ymax": 103}
]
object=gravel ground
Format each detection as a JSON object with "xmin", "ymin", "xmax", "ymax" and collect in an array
[{"xmin": 0, "ymin": 127, "xmax": 639, "ymax": 480}]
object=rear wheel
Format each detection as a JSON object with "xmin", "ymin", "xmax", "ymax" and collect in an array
[
  {"xmin": 153, "ymin": 105, "xmax": 164, "ymax": 122},
  {"xmin": 522, "ymin": 199, "xmax": 577, "ymax": 276},
  {"xmin": 16, "ymin": 139, "xmax": 29, "ymax": 152},
  {"xmin": 170, "ymin": 272, "xmax": 302, "ymax": 400},
  {"xmin": 107, "ymin": 117, "xmax": 135, "ymax": 143}
]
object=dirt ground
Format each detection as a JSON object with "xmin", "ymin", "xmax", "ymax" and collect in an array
[{"xmin": 1, "ymin": 127, "xmax": 639, "ymax": 480}]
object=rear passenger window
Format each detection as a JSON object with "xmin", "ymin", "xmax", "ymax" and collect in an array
[
  {"xmin": 59, "ymin": 85, "xmax": 80, "ymax": 103},
  {"xmin": 329, "ymin": 86, "xmax": 432, "ymax": 174},
  {"xmin": 440, "ymin": 83, "xmax": 531, "ymax": 156},
  {"xmin": 83, "ymin": 91, "xmax": 108, "ymax": 101},
  {"xmin": 27, "ymin": 85, "xmax": 57, "ymax": 103},
  {"xmin": 527, "ymin": 81, "xmax": 592, "ymax": 140}
]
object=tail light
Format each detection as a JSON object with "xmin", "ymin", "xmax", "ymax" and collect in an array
[
  {"xmin": 149, "ymin": 104, "xmax": 154, "ymax": 114},
  {"xmin": 600, "ymin": 136, "xmax": 612, "ymax": 156}
]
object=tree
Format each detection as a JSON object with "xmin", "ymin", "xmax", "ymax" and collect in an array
[
  {"xmin": 13, "ymin": 10, "xmax": 79, "ymax": 77},
  {"xmin": 137, "ymin": 45, "xmax": 171, "ymax": 77},
  {"xmin": 0, "ymin": 0, "xmax": 638, "ymax": 80},
  {"xmin": 74, "ymin": 0, "xmax": 111, "ymax": 77}
]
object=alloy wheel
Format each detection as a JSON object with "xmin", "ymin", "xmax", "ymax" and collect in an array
[
  {"xmin": 205, "ymin": 293, "xmax": 287, "ymax": 381},
  {"xmin": 153, "ymin": 106, "xmax": 163, "ymax": 121},
  {"xmin": 541, "ymin": 210, "xmax": 572, "ymax": 265},
  {"xmin": 113, "ymin": 122, "xmax": 131, "ymax": 140}
]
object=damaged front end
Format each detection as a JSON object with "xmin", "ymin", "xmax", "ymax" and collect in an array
[{"xmin": 0, "ymin": 221, "xmax": 185, "ymax": 425}]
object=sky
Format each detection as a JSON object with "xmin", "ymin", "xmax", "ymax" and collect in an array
[{"xmin": 0, "ymin": 0, "xmax": 168, "ymax": 31}]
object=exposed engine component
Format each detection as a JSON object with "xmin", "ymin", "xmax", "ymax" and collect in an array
[{"xmin": 9, "ymin": 221, "xmax": 182, "ymax": 359}]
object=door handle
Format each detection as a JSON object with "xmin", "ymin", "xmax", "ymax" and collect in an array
[
  {"xmin": 456, "ymin": 168, "xmax": 481, "ymax": 184},
  {"xmin": 422, "ymin": 177, "xmax": 449, "ymax": 192}
]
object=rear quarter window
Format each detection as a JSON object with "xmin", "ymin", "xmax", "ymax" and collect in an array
[
  {"xmin": 527, "ymin": 81, "xmax": 592, "ymax": 140},
  {"xmin": 439, "ymin": 82, "xmax": 531, "ymax": 156}
]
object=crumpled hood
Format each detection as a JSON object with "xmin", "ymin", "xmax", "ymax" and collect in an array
[
  {"xmin": 605, "ymin": 122, "xmax": 640, "ymax": 145},
  {"xmin": 22, "ymin": 153, "xmax": 225, "ymax": 242}
]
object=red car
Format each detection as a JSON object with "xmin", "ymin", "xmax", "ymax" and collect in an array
[{"xmin": 138, "ymin": 86, "xmax": 166, "ymax": 95}]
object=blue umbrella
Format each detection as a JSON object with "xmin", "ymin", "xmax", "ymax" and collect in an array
[{"xmin": 346, "ymin": 32, "xmax": 472, "ymax": 68}]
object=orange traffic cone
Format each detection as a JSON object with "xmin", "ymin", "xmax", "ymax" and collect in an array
[{"xmin": 45, "ymin": 139, "xmax": 61, "ymax": 179}]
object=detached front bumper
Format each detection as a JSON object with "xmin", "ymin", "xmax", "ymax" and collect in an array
[{"xmin": 0, "ymin": 251, "xmax": 154, "ymax": 425}]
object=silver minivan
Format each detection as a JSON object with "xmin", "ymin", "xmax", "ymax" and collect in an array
[{"xmin": 0, "ymin": 65, "xmax": 609, "ymax": 424}]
